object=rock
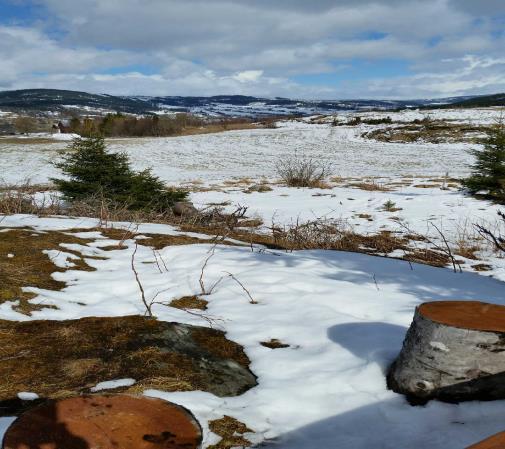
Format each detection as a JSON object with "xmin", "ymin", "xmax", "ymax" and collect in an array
[
  {"xmin": 0, "ymin": 316, "xmax": 256, "ymax": 415},
  {"xmin": 388, "ymin": 301, "xmax": 505, "ymax": 403},
  {"xmin": 2, "ymin": 395, "xmax": 202, "ymax": 449},
  {"xmin": 173, "ymin": 201, "xmax": 198, "ymax": 216}
]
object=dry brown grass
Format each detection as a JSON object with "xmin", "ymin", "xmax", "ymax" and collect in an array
[
  {"xmin": 260, "ymin": 339, "xmax": 290, "ymax": 349},
  {"xmin": 178, "ymin": 217, "xmax": 462, "ymax": 271},
  {"xmin": 413, "ymin": 183, "xmax": 442, "ymax": 189},
  {"xmin": 208, "ymin": 416, "xmax": 253, "ymax": 449},
  {"xmin": 0, "ymin": 183, "xmax": 53, "ymax": 194},
  {"xmin": 472, "ymin": 263, "xmax": 493, "ymax": 272},
  {"xmin": 357, "ymin": 213, "xmax": 373, "ymax": 221},
  {"xmin": 169, "ymin": 296, "xmax": 208, "ymax": 311},
  {"xmin": 403, "ymin": 248, "xmax": 451, "ymax": 268},
  {"xmin": 455, "ymin": 240, "xmax": 482, "ymax": 260},
  {"xmin": 0, "ymin": 137, "xmax": 58, "ymax": 145},
  {"xmin": 346, "ymin": 182, "xmax": 392, "ymax": 192},
  {"xmin": 0, "ymin": 189, "xmax": 63, "ymax": 216},
  {"xmin": 177, "ymin": 121, "xmax": 259, "ymax": 136},
  {"xmin": 0, "ymin": 228, "xmax": 96, "ymax": 314},
  {"xmin": 1, "ymin": 182, "xmax": 478, "ymax": 277},
  {"xmin": 100, "ymin": 228, "xmax": 211, "ymax": 250},
  {"xmin": 0, "ymin": 316, "xmax": 255, "ymax": 412},
  {"xmin": 266, "ymin": 220, "xmax": 407, "ymax": 254},
  {"xmin": 191, "ymin": 327, "xmax": 251, "ymax": 369}
]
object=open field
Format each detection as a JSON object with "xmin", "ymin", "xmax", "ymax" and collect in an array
[
  {"xmin": 1, "ymin": 108, "xmax": 505, "ymax": 448},
  {"xmin": 0, "ymin": 114, "xmax": 485, "ymax": 186}
]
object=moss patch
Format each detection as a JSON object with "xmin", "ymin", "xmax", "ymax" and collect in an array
[
  {"xmin": 0, "ymin": 228, "xmax": 95, "ymax": 314},
  {"xmin": 0, "ymin": 316, "xmax": 256, "ymax": 416}
]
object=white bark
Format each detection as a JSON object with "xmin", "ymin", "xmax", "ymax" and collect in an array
[{"xmin": 388, "ymin": 302, "xmax": 505, "ymax": 403}]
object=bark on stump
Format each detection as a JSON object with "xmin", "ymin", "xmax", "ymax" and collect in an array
[{"xmin": 388, "ymin": 301, "xmax": 505, "ymax": 403}]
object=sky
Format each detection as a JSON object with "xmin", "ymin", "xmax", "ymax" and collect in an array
[{"xmin": 0, "ymin": 0, "xmax": 504, "ymax": 99}]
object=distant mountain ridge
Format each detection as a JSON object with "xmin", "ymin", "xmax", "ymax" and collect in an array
[
  {"xmin": 0, "ymin": 89, "xmax": 150, "ymax": 114},
  {"xmin": 0, "ymin": 88, "xmax": 501, "ymax": 118},
  {"xmin": 446, "ymin": 93, "xmax": 505, "ymax": 108}
]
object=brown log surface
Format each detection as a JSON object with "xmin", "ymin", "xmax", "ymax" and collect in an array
[
  {"xmin": 2, "ymin": 395, "xmax": 202, "ymax": 449},
  {"xmin": 420, "ymin": 301, "xmax": 505, "ymax": 332},
  {"xmin": 466, "ymin": 431, "xmax": 505, "ymax": 449}
]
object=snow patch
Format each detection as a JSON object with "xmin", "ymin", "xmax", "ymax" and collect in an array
[
  {"xmin": 17, "ymin": 392, "xmax": 39, "ymax": 401},
  {"xmin": 91, "ymin": 378, "xmax": 136, "ymax": 392}
]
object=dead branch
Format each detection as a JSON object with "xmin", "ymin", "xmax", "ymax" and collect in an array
[
  {"xmin": 475, "ymin": 211, "xmax": 505, "ymax": 253},
  {"xmin": 223, "ymin": 271, "xmax": 258, "ymax": 304},
  {"xmin": 429, "ymin": 222, "xmax": 462, "ymax": 273},
  {"xmin": 131, "ymin": 241, "xmax": 152, "ymax": 317}
]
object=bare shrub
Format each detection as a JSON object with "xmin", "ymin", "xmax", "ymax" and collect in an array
[
  {"xmin": 475, "ymin": 210, "xmax": 505, "ymax": 254},
  {"xmin": 268, "ymin": 218, "xmax": 407, "ymax": 255},
  {"xmin": 0, "ymin": 185, "xmax": 62, "ymax": 216},
  {"xmin": 67, "ymin": 195, "xmax": 166, "ymax": 227},
  {"xmin": 276, "ymin": 155, "xmax": 332, "ymax": 188},
  {"xmin": 14, "ymin": 116, "xmax": 38, "ymax": 134}
]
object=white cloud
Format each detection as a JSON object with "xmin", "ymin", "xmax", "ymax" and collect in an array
[
  {"xmin": 1, "ymin": 0, "xmax": 505, "ymax": 97},
  {"xmin": 232, "ymin": 70, "xmax": 264, "ymax": 83}
]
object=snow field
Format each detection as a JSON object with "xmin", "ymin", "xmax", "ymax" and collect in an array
[
  {"xmin": 1, "ymin": 110, "xmax": 505, "ymax": 448},
  {"xmin": 1, "ymin": 214, "xmax": 505, "ymax": 448}
]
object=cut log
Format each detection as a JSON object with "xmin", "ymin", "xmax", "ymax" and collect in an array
[
  {"xmin": 466, "ymin": 431, "xmax": 505, "ymax": 449},
  {"xmin": 387, "ymin": 301, "xmax": 505, "ymax": 403},
  {"xmin": 2, "ymin": 395, "xmax": 202, "ymax": 449}
]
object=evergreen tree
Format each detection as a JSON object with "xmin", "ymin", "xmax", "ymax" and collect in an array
[
  {"xmin": 463, "ymin": 123, "xmax": 505, "ymax": 202},
  {"xmin": 51, "ymin": 136, "xmax": 187, "ymax": 211}
]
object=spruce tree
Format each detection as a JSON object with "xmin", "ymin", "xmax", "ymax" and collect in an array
[
  {"xmin": 463, "ymin": 123, "xmax": 505, "ymax": 202},
  {"xmin": 52, "ymin": 136, "xmax": 187, "ymax": 211}
]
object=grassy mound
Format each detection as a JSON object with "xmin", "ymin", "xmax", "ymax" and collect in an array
[{"xmin": 0, "ymin": 316, "xmax": 256, "ymax": 415}]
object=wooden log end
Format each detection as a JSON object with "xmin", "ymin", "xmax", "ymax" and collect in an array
[
  {"xmin": 2, "ymin": 395, "xmax": 203, "ymax": 449},
  {"xmin": 466, "ymin": 431, "xmax": 505, "ymax": 449},
  {"xmin": 419, "ymin": 301, "xmax": 505, "ymax": 333}
]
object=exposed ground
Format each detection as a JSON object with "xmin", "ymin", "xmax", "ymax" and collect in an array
[{"xmin": 0, "ymin": 316, "xmax": 256, "ymax": 414}]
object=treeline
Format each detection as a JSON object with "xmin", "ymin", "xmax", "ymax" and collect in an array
[{"xmin": 67, "ymin": 113, "xmax": 206, "ymax": 137}]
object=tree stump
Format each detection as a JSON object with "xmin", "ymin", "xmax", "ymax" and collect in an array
[
  {"xmin": 388, "ymin": 301, "xmax": 505, "ymax": 403},
  {"xmin": 466, "ymin": 431, "xmax": 505, "ymax": 449},
  {"xmin": 2, "ymin": 395, "xmax": 202, "ymax": 449}
]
